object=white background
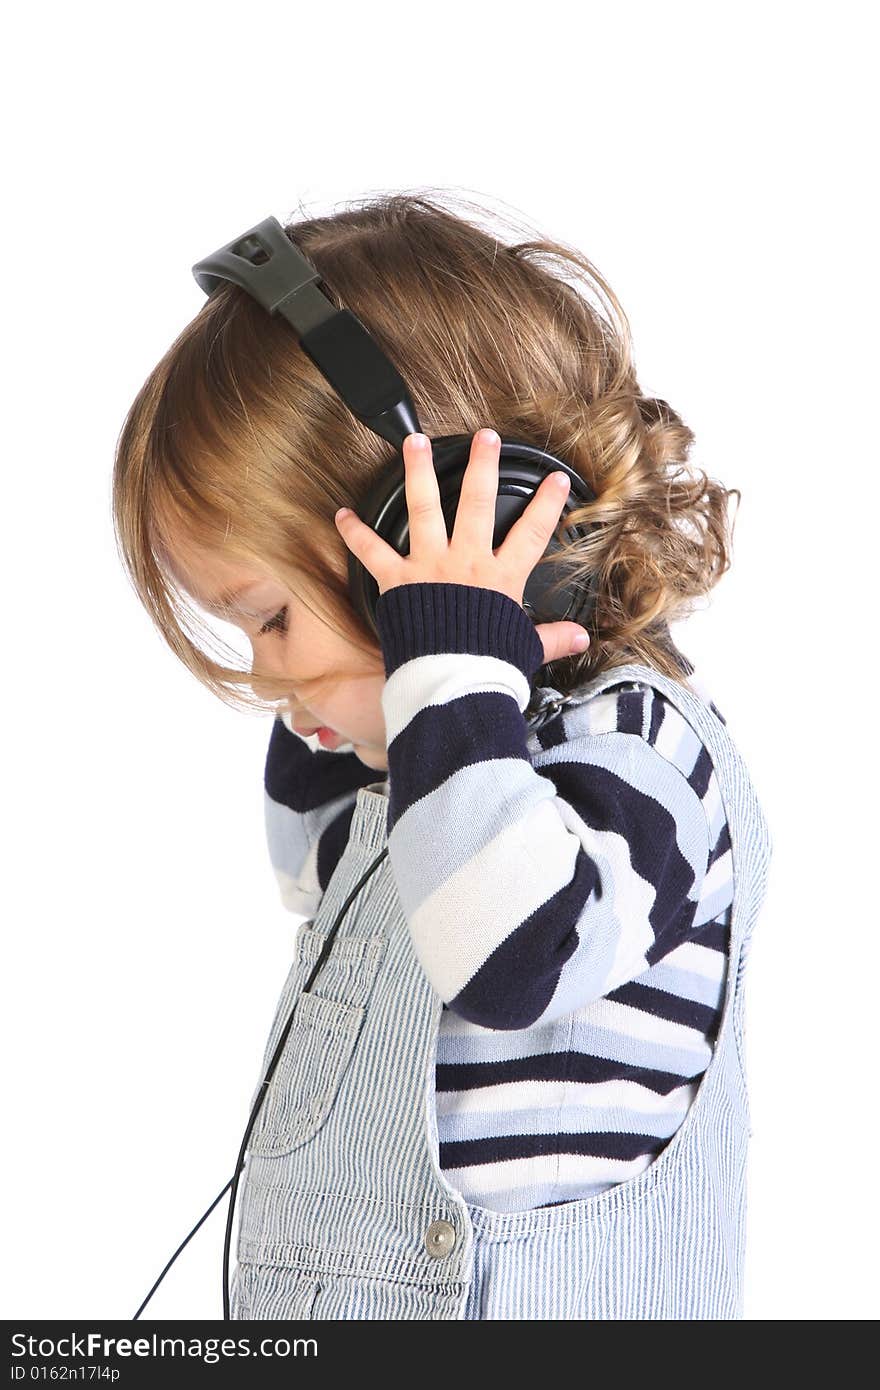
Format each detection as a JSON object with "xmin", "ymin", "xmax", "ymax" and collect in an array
[{"xmin": 3, "ymin": 0, "xmax": 876, "ymax": 1322}]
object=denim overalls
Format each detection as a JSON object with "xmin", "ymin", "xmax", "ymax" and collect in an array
[{"xmin": 231, "ymin": 661, "xmax": 772, "ymax": 1320}]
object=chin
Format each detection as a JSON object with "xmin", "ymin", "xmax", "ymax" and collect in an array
[{"xmin": 354, "ymin": 744, "xmax": 389, "ymax": 772}]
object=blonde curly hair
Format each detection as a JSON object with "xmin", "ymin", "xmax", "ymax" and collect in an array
[{"xmin": 112, "ymin": 188, "xmax": 739, "ymax": 723}]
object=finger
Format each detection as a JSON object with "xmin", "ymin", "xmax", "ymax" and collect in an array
[
  {"xmin": 499, "ymin": 469, "xmax": 572, "ymax": 570},
  {"xmin": 450, "ymin": 428, "xmax": 502, "ymax": 555},
  {"xmin": 334, "ymin": 507, "xmax": 401, "ymax": 591},
  {"xmin": 403, "ymin": 433, "xmax": 449, "ymax": 554},
  {"xmin": 534, "ymin": 620, "xmax": 591, "ymax": 665}
]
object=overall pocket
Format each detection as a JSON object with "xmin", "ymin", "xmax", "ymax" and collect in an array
[
  {"xmin": 246, "ymin": 923, "xmax": 386, "ymax": 1157},
  {"xmin": 235, "ymin": 1262, "xmax": 322, "ymax": 1320}
]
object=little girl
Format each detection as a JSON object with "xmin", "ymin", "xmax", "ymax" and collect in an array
[{"xmin": 113, "ymin": 191, "xmax": 772, "ymax": 1320}]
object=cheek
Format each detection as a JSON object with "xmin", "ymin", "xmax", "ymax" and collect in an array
[{"xmin": 252, "ymin": 640, "xmax": 292, "ymax": 676}]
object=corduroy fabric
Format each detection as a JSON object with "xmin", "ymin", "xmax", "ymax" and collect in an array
[{"xmin": 231, "ymin": 660, "xmax": 772, "ymax": 1320}]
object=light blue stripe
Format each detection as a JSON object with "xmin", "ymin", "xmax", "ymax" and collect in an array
[
  {"xmin": 388, "ymin": 757, "xmax": 558, "ymax": 916},
  {"xmin": 437, "ymin": 1018, "xmax": 712, "ymax": 1079},
  {"xmin": 437, "ymin": 1100, "xmax": 692, "ymax": 1143},
  {"xmin": 697, "ymin": 868, "xmax": 735, "ymax": 924},
  {"xmin": 643, "ymin": 959, "xmax": 726, "ymax": 1009},
  {"xmin": 656, "ymin": 701, "xmax": 704, "ymax": 781}
]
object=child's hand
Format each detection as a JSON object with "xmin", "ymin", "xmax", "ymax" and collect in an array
[{"xmin": 334, "ymin": 428, "xmax": 590, "ymax": 666}]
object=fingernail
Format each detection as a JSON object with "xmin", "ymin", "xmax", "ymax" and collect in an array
[
  {"xmin": 479, "ymin": 428, "xmax": 500, "ymax": 446},
  {"xmin": 408, "ymin": 433, "xmax": 429, "ymax": 449},
  {"xmin": 572, "ymin": 631, "xmax": 590, "ymax": 651}
]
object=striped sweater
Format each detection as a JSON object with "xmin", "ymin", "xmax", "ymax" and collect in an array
[{"xmin": 263, "ymin": 582, "xmax": 735, "ymax": 1213}]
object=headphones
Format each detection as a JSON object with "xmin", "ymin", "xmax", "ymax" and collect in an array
[
  {"xmin": 189, "ymin": 215, "xmax": 600, "ymax": 664},
  {"xmin": 132, "ymin": 214, "xmax": 601, "ymax": 1320}
]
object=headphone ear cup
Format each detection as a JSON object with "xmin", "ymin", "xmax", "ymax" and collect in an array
[{"xmin": 345, "ymin": 433, "xmax": 598, "ymax": 639}]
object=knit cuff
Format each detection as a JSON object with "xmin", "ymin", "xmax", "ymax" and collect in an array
[{"xmin": 375, "ymin": 582, "xmax": 547, "ymax": 682}]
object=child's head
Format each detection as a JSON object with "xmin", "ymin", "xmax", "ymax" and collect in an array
[{"xmin": 113, "ymin": 188, "xmax": 738, "ymax": 745}]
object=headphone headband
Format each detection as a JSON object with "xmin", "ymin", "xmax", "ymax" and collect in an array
[{"xmin": 193, "ymin": 215, "xmax": 419, "ymax": 447}]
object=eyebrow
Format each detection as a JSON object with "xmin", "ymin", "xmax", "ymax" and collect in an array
[{"xmin": 198, "ymin": 581, "xmax": 263, "ymax": 616}]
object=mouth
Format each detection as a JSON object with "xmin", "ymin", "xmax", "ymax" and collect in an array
[
  {"xmin": 294, "ymin": 723, "xmax": 343, "ymax": 747},
  {"xmin": 316, "ymin": 727, "xmax": 342, "ymax": 748}
]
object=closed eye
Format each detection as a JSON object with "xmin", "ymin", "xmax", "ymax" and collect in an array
[{"xmin": 258, "ymin": 606, "xmax": 289, "ymax": 638}]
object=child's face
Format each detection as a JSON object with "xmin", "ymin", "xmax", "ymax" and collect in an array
[{"xmin": 164, "ymin": 534, "xmax": 390, "ymax": 772}]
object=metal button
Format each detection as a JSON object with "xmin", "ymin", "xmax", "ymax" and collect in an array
[{"xmin": 425, "ymin": 1218, "xmax": 456, "ymax": 1259}]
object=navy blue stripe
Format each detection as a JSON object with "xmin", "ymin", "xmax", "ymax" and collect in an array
[
  {"xmin": 691, "ymin": 917, "xmax": 730, "ymax": 952},
  {"xmin": 435, "ymin": 1050, "xmax": 706, "ymax": 1096},
  {"xmin": 645, "ymin": 895, "xmax": 702, "ymax": 967},
  {"xmin": 709, "ymin": 819, "xmax": 731, "ymax": 868},
  {"xmin": 385, "ymin": 690, "xmax": 530, "ymax": 835},
  {"xmin": 264, "ymin": 718, "xmax": 377, "ymax": 811},
  {"xmin": 536, "ymin": 714, "xmax": 569, "ymax": 750},
  {"xmin": 648, "ymin": 689, "xmax": 665, "ymax": 744},
  {"xmin": 615, "ymin": 686, "xmax": 645, "ymax": 736},
  {"xmin": 688, "ymin": 743, "xmax": 714, "ymax": 800},
  {"xmin": 606, "ymin": 978, "xmax": 720, "ymax": 1032},
  {"xmin": 449, "ymin": 849, "xmax": 597, "ymax": 1029},
  {"xmin": 315, "ymin": 802, "xmax": 360, "ymax": 892},
  {"xmin": 440, "ymin": 1130, "xmax": 670, "ymax": 1168},
  {"xmin": 548, "ymin": 759, "xmax": 700, "ymax": 944}
]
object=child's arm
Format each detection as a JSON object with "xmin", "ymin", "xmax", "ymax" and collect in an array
[
  {"xmin": 263, "ymin": 715, "xmax": 380, "ymax": 918},
  {"xmin": 375, "ymin": 581, "xmax": 714, "ymax": 1032}
]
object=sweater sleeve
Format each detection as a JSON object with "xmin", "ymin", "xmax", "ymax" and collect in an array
[
  {"xmin": 263, "ymin": 715, "xmax": 380, "ymax": 918},
  {"xmin": 374, "ymin": 581, "xmax": 712, "ymax": 1031}
]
